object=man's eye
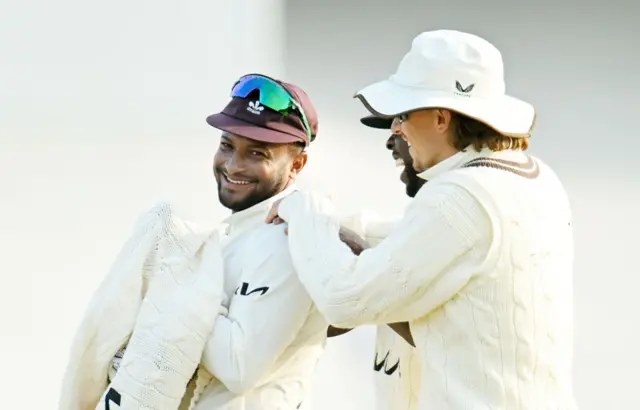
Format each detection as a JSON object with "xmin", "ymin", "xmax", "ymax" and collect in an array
[
  {"xmin": 251, "ymin": 151, "xmax": 267, "ymax": 157},
  {"xmin": 220, "ymin": 142, "xmax": 232, "ymax": 150}
]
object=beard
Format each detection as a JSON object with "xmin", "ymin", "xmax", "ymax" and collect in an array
[
  {"xmin": 403, "ymin": 165, "xmax": 426, "ymax": 198},
  {"xmin": 215, "ymin": 166, "xmax": 289, "ymax": 213},
  {"xmin": 405, "ymin": 177, "xmax": 422, "ymax": 198}
]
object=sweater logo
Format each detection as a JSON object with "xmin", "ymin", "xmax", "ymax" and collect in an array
[
  {"xmin": 373, "ymin": 351, "xmax": 400, "ymax": 376},
  {"xmin": 105, "ymin": 387, "xmax": 121, "ymax": 410},
  {"xmin": 235, "ymin": 281, "xmax": 270, "ymax": 296}
]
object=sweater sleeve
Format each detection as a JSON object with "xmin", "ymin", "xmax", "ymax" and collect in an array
[
  {"xmin": 277, "ymin": 181, "xmax": 493, "ymax": 328},
  {"xmin": 58, "ymin": 203, "xmax": 177, "ymax": 410},
  {"xmin": 200, "ymin": 226, "xmax": 315, "ymax": 394},
  {"xmin": 338, "ymin": 210, "xmax": 401, "ymax": 247}
]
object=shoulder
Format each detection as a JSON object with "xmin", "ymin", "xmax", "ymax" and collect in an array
[
  {"xmin": 133, "ymin": 201, "xmax": 175, "ymax": 231},
  {"xmin": 134, "ymin": 201, "xmax": 212, "ymax": 259},
  {"xmin": 409, "ymin": 175, "xmax": 488, "ymax": 219},
  {"xmin": 135, "ymin": 201, "xmax": 208, "ymax": 229},
  {"xmin": 401, "ymin": 174, "xmax": 495, "ymax": 249},
  {"xmin": 249, "ymin": 222, "xmax": 289, "ymax": 250},
  {"xmin": 413, "ymin": 168, "xmax": 507, "ymax": 225},
  {"xmin": 133, "ymin": 201, "xmax": 194, "ymax": 235},
  {"xmin": 241, "ymin": 223, "xmax": 294, "ymax": 275}
]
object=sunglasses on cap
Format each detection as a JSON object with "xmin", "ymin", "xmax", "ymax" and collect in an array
[{"xmin": 231, "ymin": 74, "xmax": 314, "ymax": 142}]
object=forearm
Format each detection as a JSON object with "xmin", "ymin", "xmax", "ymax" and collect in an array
[
  {"xmin": 284, "ymin": 201, "xmax": 400, "ymax": 327},
  {"xmin": 201, "ymin": 316, "xmax": 251, "ymax": 394},
  {"xmin": 200, "ymin": 247, "xmax": 312, "ymax": 394},
  {"xmin": 338, "ymin": 210, "xmax": 400, "ymax": 247},
  {"xmin": 279, "ymin": 186, "xmax": 489, "ymax": 328}
]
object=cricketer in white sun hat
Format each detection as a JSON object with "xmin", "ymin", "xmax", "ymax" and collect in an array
[{"xmin": 355, "ymin": 29, "xmax": 536, "ymax": 137}]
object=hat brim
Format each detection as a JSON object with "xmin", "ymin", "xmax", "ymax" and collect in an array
[
  {"xmin": 206, "ymin": 113, "xmax": 305, "ymax": 145},
  {"xmin": 354, "ymin": 80, "xmax": 536, "ymax": 137},
  {"xmin": 360, "ymin": 115, "xmax": 393, "ymax": 129}
]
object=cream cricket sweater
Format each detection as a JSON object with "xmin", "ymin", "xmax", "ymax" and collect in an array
[
  {"xmin": 191, "ymin": 186, "xmax": 328, "ymax": 410},
  {"xmin": 279, "ymin": 148, "xmax": 578, "ymax": 409},
  {"xmin": 61, "ymin": 188, "xmax": 327, "ymax": 410},
  {"xmin": 340, "ymin": 212, "xmax": 420, "ymax": 410},
  {"xmin": 59, "ymin": 203, "xmax": 226, "ymax": 410}
]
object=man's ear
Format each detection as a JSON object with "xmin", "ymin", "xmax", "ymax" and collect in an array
[
  {"xmin": 290, "ymin": 151, "xmax": 308, "ymax": 178},
  {"xmin": 435, "ymin": 109, "xmax": 453, "ymax": 134}
]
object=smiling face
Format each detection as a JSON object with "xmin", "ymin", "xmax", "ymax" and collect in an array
[
  {"xmin": 391, "ymin": 109, "xmax": 458, "ymax": 172},
  {"xmin": 213, "ymin": 132, "xmax": 307, "ymax": 212}
]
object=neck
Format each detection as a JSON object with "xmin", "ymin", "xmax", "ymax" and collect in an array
[
  {"xmin": 229, "ymin": 180, "xmax": 296, "ymax": 215},
  {"xmin": 432, "ymin": 146, "xmax": 459, "ymax": 166},
  {"xmin": 416, "ymin": 144, "xmax": 459, "ymax": 172},
  {"xmin": 283, "ymin": 178, "xmax": 295, "ymax": 190}
]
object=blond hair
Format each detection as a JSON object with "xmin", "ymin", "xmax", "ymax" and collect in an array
[{"xmin": 451, "ymin": 113, "xmax": 529, "ymax": 152}]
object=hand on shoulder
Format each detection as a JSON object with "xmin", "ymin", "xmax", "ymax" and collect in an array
[
  {"xmin": 339, "ymin": 226, "xmax": 370, "ymax": 256},
  {"xmin": 266, "ymin": 190, "xmax": 337, "ymax": 225}
]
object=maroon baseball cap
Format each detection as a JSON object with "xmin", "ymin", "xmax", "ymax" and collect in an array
[{"xmin": 206, "ymin": 76, "xmax": 318, "ymax": 147}]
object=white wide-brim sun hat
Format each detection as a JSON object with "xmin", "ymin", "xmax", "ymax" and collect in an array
[{"xmin": 355, "ymin": 30, "xmax": 536, "ymax": 137}]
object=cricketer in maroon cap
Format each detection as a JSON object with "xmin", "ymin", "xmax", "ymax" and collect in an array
[
  {"xmin": 206, "ymin": 74, "xmax": 368, "ymax": 344},
  {"xmin": 206, "ymin": 73, "xmax": 319, "ymax": 213},
  {"xmin": 94, "ymin": 74, "xmax": 370, "ymax": 409}
]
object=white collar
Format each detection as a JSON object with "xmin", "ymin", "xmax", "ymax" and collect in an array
[
  {"xmin": 221, "ymin": 184, "xmax": 297, "ymax": 238},
  {"xmin": 417, "ymin": 146, "xmax": 528, "ymax": 181}
]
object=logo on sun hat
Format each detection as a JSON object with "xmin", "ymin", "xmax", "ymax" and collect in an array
[
  {"xmin": 454, "ymin": 81, "xmax": 475, "ymax": 96},
  {"xmin": 354, "ymin": 30, "xmax": 536, "ymax": 137}
]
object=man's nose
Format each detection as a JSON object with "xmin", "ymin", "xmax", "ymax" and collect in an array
[
  {"xmin": 225, "ymin": 152, "xmax": 245, "ymax": 174},
  {"xmin": 391, "ymin": 117, "xmax": 402, "ymax": 135}
]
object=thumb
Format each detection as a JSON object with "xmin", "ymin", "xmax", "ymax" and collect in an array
[{"xmin": 265, "ymin": 199, "xmax": 282, "ymax": 223}]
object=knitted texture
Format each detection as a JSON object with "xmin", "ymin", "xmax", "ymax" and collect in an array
[
  {"xmin": 276, "ymin": 149, "xmax": 577, "ymax": 409},
  {"xmin": 100, "ymin": 187, "xmax": 328, "ymax": 410},
  {"xmin": 59, "ymin": 203, "xmax": 223, "ymax": 410},
  {"xmin": 96, "ymin": 231, "xmax": 224, "ymax": 410}
]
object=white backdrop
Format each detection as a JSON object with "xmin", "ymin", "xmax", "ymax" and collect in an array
[{"xmin": 1, "ymin": 0, "xmax": 638, "ymax": 408}]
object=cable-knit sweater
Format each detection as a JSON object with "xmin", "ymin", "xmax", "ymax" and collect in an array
[
  {"xmin": 371, "ymin": 325, "xmax": 420, "ymax": 410},
  {"xmin": 59, "ymin": 203, "xmax": 225, "ymax": 410},
  {"xmin": 339, "ymin": 212, "xmax": 420, "ymax": 410},
  {"xmin": 191, "ymin": 186, "xmax": 328, "ymax": 410},
  {"xmin": 277, "ymin": 148, "xmax": 578, "ymax": 409},
  {"xmin": 61, "ymin": 188, "xmax": 328, "ymax": 410}
]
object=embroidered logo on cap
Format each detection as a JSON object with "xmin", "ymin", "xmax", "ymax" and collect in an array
[
  {"xmin": 247, "ymin": 100, "xmax": 264, "ymax": 115},
  {"xmin": 455, "ymin": 81, "xmax": 475, "ymax": 96}
]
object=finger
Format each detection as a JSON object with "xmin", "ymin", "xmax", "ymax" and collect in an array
[
  {"xmin": 265, "ymin": 200, "xmax": 281, "ymax": 223},
  {"xmin": 265, "ymin": 209, "xmax": 277, "ymax": 223}
]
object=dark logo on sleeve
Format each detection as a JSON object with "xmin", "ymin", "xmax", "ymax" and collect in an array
[
  {"xmin": 105, "ymin": 387, "xmax": 121, "ymax": 409},
  {"xmin": 235, "ymin": 281, "xmax": 270, "ymax": 296}
]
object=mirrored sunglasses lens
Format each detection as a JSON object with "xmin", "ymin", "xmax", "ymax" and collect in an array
[{"xmin": 231, "ymin": 75, "xmax": 290, "ymax": 111}]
